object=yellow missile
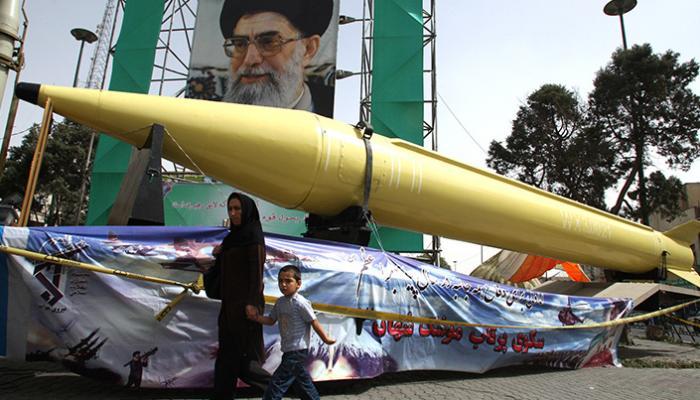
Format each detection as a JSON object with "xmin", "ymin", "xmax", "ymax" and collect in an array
[{"xmin": 15, "ymin": 83, "xmax": 700, "ymax": 287}]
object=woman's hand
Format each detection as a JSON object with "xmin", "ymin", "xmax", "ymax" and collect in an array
[
  {"xmin": 245, "ymin": 305, "xmax": 259, "ymax": 320},
  {"xmin": 212, "ymin": 244, "xmax": 222, "ymax": 256}
]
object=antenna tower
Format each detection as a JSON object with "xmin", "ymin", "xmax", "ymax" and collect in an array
[{"xmin": 85, "ymin": 0, "xmax": 117, "ymax": 89}]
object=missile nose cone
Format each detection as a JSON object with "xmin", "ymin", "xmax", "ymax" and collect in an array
[{"xmin": 15, "ymin": 82, "xmax": 40, "ymax": 105}]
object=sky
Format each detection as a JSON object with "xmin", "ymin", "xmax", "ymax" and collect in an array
[{"xmin": 1, "ymin": 0, "xmax": 699, "ymax": 274}]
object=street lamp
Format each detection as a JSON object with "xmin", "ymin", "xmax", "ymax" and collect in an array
[
  {"xmin": 335, "ymin": 70, "xmax": 368, "ymax": 80},
  {"xmin": 70, "ymin": 28, "xmax": 97, "ymax": 225},
  {"xmin": 603, "ymin": 0, "xmax": 637, "ymax": 50},
  {"xmin": 70, "ymin": 28, "xmax": 97, "ymax": 87},
  {"xmin": 338, "ymin": 15, "xmax": 370, "ymax": 25}
]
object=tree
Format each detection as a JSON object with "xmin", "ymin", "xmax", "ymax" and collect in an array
[
  {"xmin": 0, "ymin": 119, "xmax": 96, "ymax": 225},
  {"xmin": 488, "ymin": 45, "xmax": 700, "ymax": 223},
  {"xmin": 487, "ymin": 84, "xmax": 620, "ymax": 209},
  {"xmin": 589, "ymin": 44, "xmax": 700, "ymax": 223},
  {"xmin": 627, "ymin": 171, "xmax": 686, "ymax": 222}
]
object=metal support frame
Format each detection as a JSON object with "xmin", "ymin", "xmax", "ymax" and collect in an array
[
  {"xmin": 86, "ymin": 0, "xmax": 117, "ymax": 90},
  {"xmin": 423, "ymin": 0, "xmax": 439, "ymax": 264},
  {"xmin": 92, "ymin": 0, "xmax": 196, "ymax": 181},
  {"xmin": 148, "ymin": 0, "xmax": 196, "ymax": 178},
  {"xmin": 304, "ymin": 206, "xmax": 372, "ymax": 245},
  {"xmin": 153, "ymin": 0, "xmax": 196, "ymax": 97},
  {"xmin": 358, "ymin": 0, "xmax": 374, "ymax": 125},
  {"xmin": 98, "ymin": 0, "xmax": 194, "ymax": 97},
  {"xmin": 360, "ymin": 0, "xmax": 440, "ymax": 263},
  {"xmin": 18, "ymin": 98, "xmax": 52, "ymax": 226},
  {"xmin": 107, "ymin": 124, "xmax": 165, "ymax": 226}
]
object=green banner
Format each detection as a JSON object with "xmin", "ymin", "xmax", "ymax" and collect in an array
[
  {"xmin": 85, "ymin": 1, "xmax": 164, "ymax": 225},
  {"xmin": 164, "ymin": 183, "xmax": 307, "ymax": 236},
  {"xmin": 370, "ymin": 0, "xmax": 424, "ymax": 251}
]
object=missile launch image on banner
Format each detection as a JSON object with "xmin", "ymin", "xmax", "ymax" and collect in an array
[{"xmin": 13, "ymin": 82, "xmax": 700, "ymax": 288}]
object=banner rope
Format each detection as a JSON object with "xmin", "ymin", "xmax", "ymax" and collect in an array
[
  {"xmin": 0, "ymin": 244, "xmax": 200, "ymax": 321},
  {"xmin": 0, "ymin": 244, "xmax": 199, "ymax": 291},
  {"xmin": 265, "ymin": 295, "xmax": 700, "ymax": 331},
  {"xmin": 3, "ymin": 243, "xmax": 698, "ymax": 331},
  {"xmin": 667, "ymin": 315, "xmax": 700, "ymax": 329}
]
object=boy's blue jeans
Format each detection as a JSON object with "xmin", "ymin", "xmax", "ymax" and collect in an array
[{"xmin": 263, "ymin": 349, "xmax": 319, "ymax": 400}]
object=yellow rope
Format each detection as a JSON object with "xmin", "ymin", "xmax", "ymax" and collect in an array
[
  {"xmin": 0, "ymin": 244, "xmax": 199, "ymax": 321},
  {"xmin": 155, "ymin": 289, "xmax": 190, "ymax": 322},
  {"xmin": 262, "ymin": 297, "xmax": 700, "ymax": 331},
  {"xmin": 3, "ymin": 243, "xmax": 698, "ymax": 331},
  {"xmin": 668, "ymin": 315, "xmax": 700, "ymax": 329},
  {"xmin": 0, "ymin": 244, "xmax": 199, "ymax": 292}
]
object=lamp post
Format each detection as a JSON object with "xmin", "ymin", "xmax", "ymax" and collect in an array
[
  {"xmin": 70, "ymin": 28, "xmax": 97, "ymax": 225},
  {"xmin": 335, "ymin": 69, "xmax": 368, "ymax": 80},
  {"xmin": 70, "ymin": 28, "xmax": 97, "ymax": 87},
  {"xmin": 338, "ymin": 15, "xmax": 370, "ymax": 25},
  {"xmin": 604, "ymin": 0, "xmax": 649, "ymax": 225},
  {"xmin": 603, "ymin": 0, "xmax": 637, "ymax": 50}
]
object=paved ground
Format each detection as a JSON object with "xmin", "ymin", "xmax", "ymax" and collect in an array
[{"xmin": 2, "ymin": 336, "xmax": 699, "ymax": 400}]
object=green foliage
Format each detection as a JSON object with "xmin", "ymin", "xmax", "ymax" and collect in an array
[
  {"xmin": 589, "ymin": 44, "xmax": 700, "ymax": 222},
  {"xmin": 488, "ymin": 44, "xmax": 700, "ymax": 223},
  {"xmin": 487, "ymin": 84, "xmax": 620, "ymax": 209},
  {"xmin": 627, "ymin": 171, "xmax": 686, "ymax": 222},
  {"xmin": 0, "ymin": 119, "xmax": 96, "ymax": 225},
  {"xmin": 412, "ymin": 251, "xmax": 452, "ymax": 270}
]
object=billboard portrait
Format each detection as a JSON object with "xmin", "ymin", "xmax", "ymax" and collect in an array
[{"xmin": 187, "ymin": 0, "xmax": 339, "ymax": 118}]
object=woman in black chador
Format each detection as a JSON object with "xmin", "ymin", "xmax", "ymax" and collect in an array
[{"xmin": 212, "ymin": 192, "xmax": 267, "ymax": 399}]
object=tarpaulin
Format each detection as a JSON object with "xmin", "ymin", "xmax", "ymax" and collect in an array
[{"xmin": 1, "ymin": 226, "xmax": 632, "ymax": 387}]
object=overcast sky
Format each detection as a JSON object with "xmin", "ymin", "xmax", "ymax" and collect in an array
[{"xmin": 1, "ymin": 0, "xmax": 698, "ymax": 273}]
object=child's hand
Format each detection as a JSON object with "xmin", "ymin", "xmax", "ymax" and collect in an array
[{"xmin": 323, "ymin": 337, "xmax": 336, "ymax": 345}]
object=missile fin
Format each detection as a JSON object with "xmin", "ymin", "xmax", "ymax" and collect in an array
[
  {"xmin": 663, "ymin": 220, "xmax": 700, "ymax": 244},
  {"xmin": 667, "ymin": 267, "xmax": 700, "ymax": 289}
]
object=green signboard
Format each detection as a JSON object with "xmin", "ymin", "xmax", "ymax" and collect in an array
[{"xmin": 164, "ymin": 183, "xmax": 306, "ymax": 236}]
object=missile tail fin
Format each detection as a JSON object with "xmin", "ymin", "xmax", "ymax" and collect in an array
[
  {"xmin": 668, "ymin": 267, "xmax": 700, "ymax": 289},
  {"xmin": 663, "ymin": 220, "xmax": 700, "ymax": 244}
]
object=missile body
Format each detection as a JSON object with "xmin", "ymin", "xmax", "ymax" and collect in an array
[{"xmin": 15, "ymin": 83, "xmax": 700, "ymax": 286}]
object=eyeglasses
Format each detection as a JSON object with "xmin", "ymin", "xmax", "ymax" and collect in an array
[{"xmin": 223, "ymin": 33, "xmax": 303, "ymax": 58}]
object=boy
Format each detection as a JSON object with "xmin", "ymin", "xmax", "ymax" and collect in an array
[{"xmin": 251, "ymin": 265, "xmax": 335, "ymax": 400}]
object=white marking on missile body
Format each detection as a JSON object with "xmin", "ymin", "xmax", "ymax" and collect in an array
[
  {"xmin": 396, "ymin": 159, "xmax": 402, "ymax": 188},
  {"xmin": 389, "ymin": 154, "xmax": 395, "ymax": 187},
  {"xmin": 323, "ymin": 130, "xmax": 331, "ymax": 172},
  {"xmin": 417, "ymin": 162, "xmax": 423, "ymax": 194},
  {"xmin": 559, "ymin": 210, "xmax": 613, "ymax": 240},
  {"xmin": 411, "ymin": 161, "xmax": 416, "ymax": 192}
]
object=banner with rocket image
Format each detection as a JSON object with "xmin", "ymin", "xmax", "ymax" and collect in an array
[{"xmin": 1, "ymin": 225, "xmax": 632, "ymax": 388}]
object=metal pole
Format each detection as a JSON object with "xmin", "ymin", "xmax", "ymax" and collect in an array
[
  {"xmin": 74, "ymin": 131, "xmax": 95, "ymax": 225},
  {"xmin": 0, "ymin": 2, "xmax": 27, "ymax": 175},
  {"xmin": 428, "ymin": 0, "xmax": 440, "ymax": 264},
  {"xmin": 69, "ymin": 27, "xmax": 97, "ymax": 223},
  {"xmin": 618, "ymin": 13, "xmax": 628, "ymax": 50},
  {"xmin": 72, "ymin": 40, "xmax": 86, "ymax": 87},
  {"xmin": 0, "ymin": 0, "xmax": 20, "ymax": 112},
  {"xmin": 18, "ymin": 98, "xmax": 52, "ymax": 226},
  {"xmin": 604, "ymin": 0, "xmax": 636, "ymax": 51}
]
